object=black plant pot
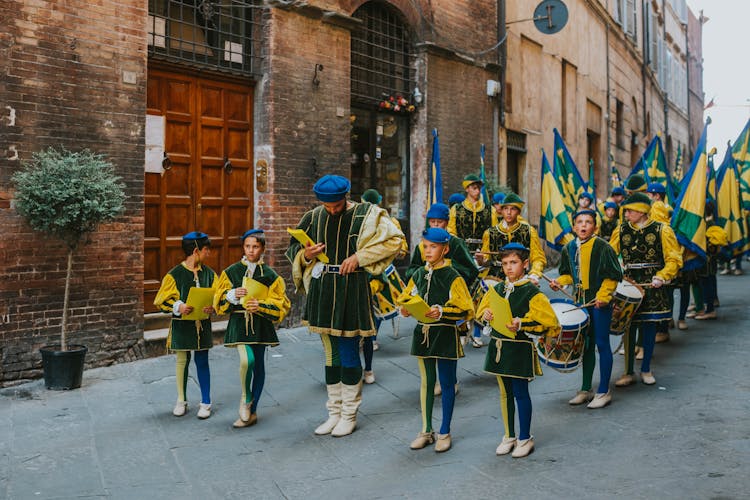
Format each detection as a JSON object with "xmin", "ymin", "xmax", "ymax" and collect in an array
[{"xmin": 40, "ymin": 345, "xmax": 88, "ymax": 390}]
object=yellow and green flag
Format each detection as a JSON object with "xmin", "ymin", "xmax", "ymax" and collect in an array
[
  {"xmin": 706, "ymin": 148, "xmax": 718, "ymax": 219},
  {"xmin": 671, "ymin": 120, "xmax": 710, "ymax": 270},
  {"xmin": 642, "ymin": 135, "xmax": 676, "ymax": 205},
  {"xmin": 716, "ymin": 146, "xmax": 746, "ymax": 255},
  {"xmin": 553, "ymin": 128, "xmax": 587, "ymax": 215},
  {"xmin": 539, "ymin": 150, "xmax": 574, "ymax": 251},
  {"xmin": 731, "ymin": 119, "xmax": 750, "ymax": 211}
]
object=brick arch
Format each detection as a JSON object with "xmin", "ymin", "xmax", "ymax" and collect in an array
[{"xmin": 343, "ymin": 0, "xmax": 422, "ymax": 30}]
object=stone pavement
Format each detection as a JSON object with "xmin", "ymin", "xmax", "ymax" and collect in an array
[{"xmin": 2, "ymin": 274, "xmax": 749, "ymax": 499}]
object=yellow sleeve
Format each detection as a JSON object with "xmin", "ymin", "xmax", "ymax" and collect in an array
[
  {"xmin": 480, "ymin": 228, "xmax": 491, "ymax": 254},
  {"xmin": 609, "ymin": 225, "xmax": 621, "ymax": 253},
  {"xmin": 257, "ymin": 276, "xmax": 291, "ymax": 324},
  {"xmin": 528, "ymin": 225, "xmax": 547, "ymax": 277},
  {"xmin": 391, "ymin": 218, "xmax": 409, "ymax": 255},
  {"xmin": 475, "ymin": 287, "xmax": 493, "ymax": 325},
  {"xmin": 520, "ymin": 292, "xmax": 560, "ymax": 336},
  {"xmin": 153, "ymin": 274, "xmax": 179, "ymax": 314},
  {"xmin": 557, "ymin": 274, "xmax": 574, "ymax": 286},
  {"xmin": 213, "ymin": 270, "xmax": 235, "ymax": 315},
  {"xmin": 650, "ymin": 202, "xmax": 671, "ymax": 224},
  {"xmin": 440, "ymin": 276, "xmax": 475, "ymax": 322},
  {"xmin": 491, "ymin": 211, "xmax": 498, "ymax": 226},
  {"xmin": 595, "ymin": 278, "xmax": 618, "ymax": 304},
  {"xmin": 447, "ymin": 205, "xmax": 458, "ymax": 236},
  {"xmin": 655, "ymin": 224, "xmax": 683, "ymax": 281}
]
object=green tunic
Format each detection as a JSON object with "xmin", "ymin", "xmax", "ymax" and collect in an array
[
  {"xmin": 405, "ymin": 236, "xmax": 479, "ymax": 287},
  {"xmin": 285, "ymin": 202, "xmax": 376, "ymax": 337},
  {"xmin": 484, "ymin": 223, "xmax": 532, "ymax": 279},
  {"xmin": 483, "ymin": 282, "xmax": 543, "ymax": 379},
  {"xmin": 619, "ymin": 221, "xmax": 669, "ymax": 321},
  {"xmin": 559, "ymin": 236, "xmax": 623, "ymax": 304},
  {"xmin": 454, "ymin": 203, "xmax": 493, "ymax": 251},
  {"xmin": 218, "ymin": 262, "xmax": 283, "ymax": 346},
  {"xmin": 600, "ymin": 217, "xmax": 617, "ymax": 241},
  {"xmin": 409, "ymin": 265, "xmax": 469, "ymax": 360},
  {"xmin": 163, "ymin": 264, "xmax": 215, "ymax": 351}
]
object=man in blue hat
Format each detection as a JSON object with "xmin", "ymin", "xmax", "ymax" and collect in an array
[
  {"xmin": 447, "ymin": 174, "xmax": 497, "ymax": 252},
  {"xmin": 448, "ymin": 192, "xmax": 466, "ymax": 207},
  {"xmin": 286, "ymin": 174, "xmax": 404, "ymax": 437},
  {"xmin": 600, "ymin": 200, "xmax": 618, "ymax": 241},
  {"xmin": 154, "ymin": 231, "xmax": 217, "ymax": 419},
  {"xmin": 611, "ymin": 186, "xmax": 625, "ymax": 206},
  {"xmin": 646, "ymin": 182, "xmax": 672, "ymax": 224}
]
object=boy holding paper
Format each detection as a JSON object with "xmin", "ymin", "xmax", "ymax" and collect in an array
[
  {"xmin": 476, "ymin": 243, "xmax": 559, "ymax": 458},
  {"xmin": 154, "ymin": 231, "xmax": 217, "ymax": 419},
  {"xmin": 549, "ymin": 210, "xmax": 623, "ymax": 408},
  {"xmin": 215, "ymin": 229, "xmax": 291, "ymax": 428},
  {"xmin": 398, "ymin": 227, "xmax": 474, "ymax": 453}
]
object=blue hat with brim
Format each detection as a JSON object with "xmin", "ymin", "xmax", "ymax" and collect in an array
[
  {"xmin": 183, "ymin": 231, "xmax": 209, "ymax": 241},
  {"xmin": 240, "ymin": 229, "xmax": 264, "ymax": 241},
  {"xmin": 500, "ymin": 242, "xmax": 528, "ymax": 253},
  {"xmin": 647, "ymin": 182, "xmax": 666, "ymax": 194},
  {"xmin": 313, "ymin": 175, "xmax": 351, "ymax": 202},
  {"xmin": 612, "ymin": 187, "xmax": 625, "ymax": 196},
  {"xmin": 448, "ymin": 193, "xmax": 465, "ymax": 205},
  {"xmin": 573, "ymin": 209, "xmax": 598, "ymax": 222},
  {"xmin": 579, "ymin": 192, "xmax": 594, "ymax": 201},
  {"xmin": 492, "ymin": 192, "xmax": 506, "ymax": 204},
  {"xmin": 426, "ymin": 203, "xmax": 450, "ymax": 221},
  {"xmin": 604, "ymin": 201, "xmax": 617, "ymax": 210},
  {"xmin": 422, "ymin": 227, "xmax": 451, "ymax": 244}
]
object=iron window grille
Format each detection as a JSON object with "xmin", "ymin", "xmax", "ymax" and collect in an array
[
  {"xmin": 351, "ymin": 2, "xmax": 415, "ymax": 107},
  {"xmin": 148, "ymin": 0, "xmax": 262, "ymax": 77},
  {"xmin": 506, "ymin": 130, "xmax": 527, "ymax": 152}
]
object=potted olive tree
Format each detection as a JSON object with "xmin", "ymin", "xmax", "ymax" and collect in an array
[{"xmin": 12, "ymin": 147, "xmax": 125, "ymax": 390}]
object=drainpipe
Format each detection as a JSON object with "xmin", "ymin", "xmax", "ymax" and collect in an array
[
  {"xmin": 606, "ymin": 0, "xmax": 611, "ymax": 189},
  {"xmin": 496, "ymin": 0, "xmax": 507, "ymax": 181},
  {"xmin": 641, "ymin": 0, "xmax": 648, "ymax": 135},
  {"xmin": 684, "ymin": 19, "xmax": 690, "ymax": 164},
  {"xmin": 662, "ymin": 0, "xmax": 669, "ymax": 163}
]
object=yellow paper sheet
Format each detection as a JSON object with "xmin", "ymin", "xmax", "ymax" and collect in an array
[
  {"xmin": 487, "ymin": 287, "xmax": 516, "ymax": 339},
  {"xmin": 397, "ymin": 294, "xmax": 437, "ymax": 324},
  {"xmin": 182, "ymin": 287, "xmax": 215, "ymax": 321},
  {"xmin": 240, "ymin": 277, "xmax": 268, "ymax": 307},
  {"xmin": 287, "ymin": 228, "xmax": 329, "ymax": 263}
]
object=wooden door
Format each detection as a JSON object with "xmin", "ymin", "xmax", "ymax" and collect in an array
[{"xmin": 144, "ymin": 68, "xmax": 254, "ymax": 313}]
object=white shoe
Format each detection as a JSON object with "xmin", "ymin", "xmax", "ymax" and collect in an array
[
  {"xmin": 471, "ymin": 336, "xmax": 483, "ymax": 348},
  {"xmin": 495, "ymin": 436, "xmax": 517, "ymax": 455},
  {"xmin": 197, "ymin": 403, "xmax": 212, "ymax": 419},
  {"xmin": 587, "ymin": 392, "xmax": 611, "ymax": 409},
  {"xmin": 363, "ymin": 370, "xmax": 375, "ymax": 384},
  {"xmin": 511, "ymin": 437, "xmax": 534, "ymax": 458},
  {"xmin": 641, "ymin": 371, "xmax": 656, "ymax": 385},
  {"xmin": 238, "ymin": 402, "xmax": 252, "ymax": 422},
  {"xmin": 460, "ymin": 335, "xmax": 468, "ymax": 347},
  {"xmin": 568, "ymin": 391, "xmax": 592, "ymax": 405},
  {"xmin": 433, "ymin": 381, "xmax": 442, "ymax": 396},
  {"xmin": 315, "ymin": 383, "xmax": 342, "ymax": 435},
  {"xmin": 173, "ymin": 401, "xmax": 188, "ymax": 417},
  {"xmin": 372, "ymin": 341, "xmax": 379, "ymax": 351}
]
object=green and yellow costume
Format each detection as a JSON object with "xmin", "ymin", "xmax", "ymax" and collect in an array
[
  {"xmin": 480, "ymin": 221, "xmax": 546, "ymax": 280},
  {"xmin": 406, "ymin": 237, "xmax": 479, "ymax": 288},
  {"xmin": 447, "ymin": 198, "xmax": 498, "ymax": 252}
]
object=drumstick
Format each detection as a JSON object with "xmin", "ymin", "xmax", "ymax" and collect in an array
[
  {"xmin": 541, "ymin": 273, "xmax": 576, "ymax": 300},
  {"xmin": 561, "ymin": 299, "xmax": 597, "ymax": 312}
]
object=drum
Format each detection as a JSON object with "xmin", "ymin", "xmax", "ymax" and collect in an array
[
  {"xmin": 609, "ymin": 279, "xmax": 644, "ymax": 336},
  {"xmin": 536, "ymin": 298, "xmax": 589, "ymax": 373},
  {"xmin": 372, "ymin": 264, "xmax": 406, "ymax": 321}
]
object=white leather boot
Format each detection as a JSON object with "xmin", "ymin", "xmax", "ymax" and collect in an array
[
  {"xmin": 314, "ymin": 383, "xmax": 342, "ymax": 435},
  {"xmin": 331, "ymin": 381, "xmax": 362, "ymax": 437}
]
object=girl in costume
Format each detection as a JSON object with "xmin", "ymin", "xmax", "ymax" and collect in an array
[
  {"xmin": 476, "ymin": 243, "xmax": 559, "ymax": 458},
  {"xmin": 215, "ymin": 229, "xmax": 291, "ymax": 427},
  {"xmin": 398, "ymin": 227, "xmax": 474, "ymax": 453}
]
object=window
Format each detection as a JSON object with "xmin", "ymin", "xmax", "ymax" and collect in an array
[
  {"xmin": 147, "ymin": 0, "xmax": 261, "ymax": 77},
  {"xmin": 615, "ymin": 100, "xmax": 625, "ymax": 150}
]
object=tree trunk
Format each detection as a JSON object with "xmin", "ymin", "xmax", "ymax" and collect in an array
[{"xmin": 61, "ymin": 248, "xmax": 73, "ymax": 351}]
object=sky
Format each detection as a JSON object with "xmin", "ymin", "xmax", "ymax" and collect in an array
[{"xmin": 687, "ymin": 0, "xmax": 750, "ymax": 156}]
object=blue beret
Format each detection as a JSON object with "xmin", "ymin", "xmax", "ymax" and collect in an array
[
  {"xmin": 448, "ymin": 193, "xmax": 465, "ymax": 205},
  {"xmin": 492, "ymin": 192, "xmax": 506, "ymax": 204},
  {"xmin": 500, "ymin": 242, "xmax": 528, "ymax": 253},
  {"xmin": 182, "ymin": 231, "xmax": 209, "ymax": 241},
  {"xmin": 240, "ymin": 229, "xmax": 264, "ymax": 241},
  {"xmin": 579, "ymin": 192, "xmax": 594, "ymax": 201},
  {"xmin": 611, "ymin": 187, "xmax": 625, "ymax": 196},
  {"xmin": 647, "ymin": 182, "xmax": 666, "ymax": 194},
  {"xmin": 426, "ymin": 203, "xmax": 450, "ymax": 221},
  {"xmin": 313, "ymin": 175, "xmax": 351, "ymax": 202},
  {"xmin": 422, "ymin": 227, "xmax": 451, "ymax": 244},
  {"xmin": 573, "ymin": 209, "xmax": 598, "ymax": 221},
  {"xmin": 604, "ymin": 201, "xmax": 617, "ymax": 210},
  {"xmin": 361, "ymin": 189, "xmax": 382, "ymax": 204}
]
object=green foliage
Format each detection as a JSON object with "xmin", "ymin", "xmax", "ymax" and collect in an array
[{"xmin": 12, "ymin": 148, "xmax": 126, "ymax": 250}]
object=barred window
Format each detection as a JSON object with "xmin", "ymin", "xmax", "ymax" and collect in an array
[
  {"xmin": 148, "ymin": 0, "xmax": 261, "ymax": 77},
  {"xmin": 351, "ymin": 2, "xmax": 414, "ymax": 106}
]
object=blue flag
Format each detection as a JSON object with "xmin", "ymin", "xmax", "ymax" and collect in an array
[
  {"xmin": 428, "ymin": 129, "xmax": 443, "ymax": 207},
  {"xmin": 479, "ymin": 144, "xmax": 490, "ymax": 205}
]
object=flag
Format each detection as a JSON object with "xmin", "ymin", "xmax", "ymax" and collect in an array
[
  {"xmin": 588, "ymin": 158, "xmax": 596, "ymax": 196},
  {"xmin": 610, "ymin": 157, "xmax": 623, "ymax": 189},
  {"xmin": 672, "ymin": 143, "xmax": 683, "ymax": 197},
  {"xmin": 731, "ymin": 119, "xmax": 750, "ymax": 211},
  {"xmin": 716, "ymin": 145, "xmax": 746, "ymax": 254},
  {"xmin": 427, "ymin": 128, "xmax": 443, "ymax": 207},
  {"xmin": 642, "ymin": 135, "xmax": 676, "ymax": 205},
  {"xmin": 553, "ymin": 128, "xmax": 587, "ymax": 215},
  {"xmin": 706, "ymin": 148, "xmax": 718, "ymax": 220},
  {"xmin": 479, "ymin": 143, "xmax": 490, "ymax": 205},
  {"xmin": 671, "ymin": 119, "xmax": 710, "ymax": 271},
  {"xmin": 703, "ymin": 96, "xmax": 715, "ymax": 111},
  {"xmin": 539, "ymin": 150, "xmax": 574, "ymax": 251}
]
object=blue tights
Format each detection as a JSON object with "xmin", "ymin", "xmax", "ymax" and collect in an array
[{"xmin": 498, "ymin": 376, "xmax": 532, "ymax": 440}]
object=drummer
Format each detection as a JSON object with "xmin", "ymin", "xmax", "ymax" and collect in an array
[
  {"xmin": 476, "ymin": 193, "xmax": 546, "ymax": 286},
  {"xmin": 646, "ymin": 183, "xmax": 675, "ymax": 344},
  {"xmin": 609, "ymin": 193, "xmax": 682, "ymax": 386},
  {"xmin": 549, "ymin": 209, "xmax": 622, "ymax": 408}
]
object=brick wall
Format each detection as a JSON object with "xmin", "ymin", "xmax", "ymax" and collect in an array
[{"xmin": 0, "ymin": 0, "xmax": 147, "ymax": 386}]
